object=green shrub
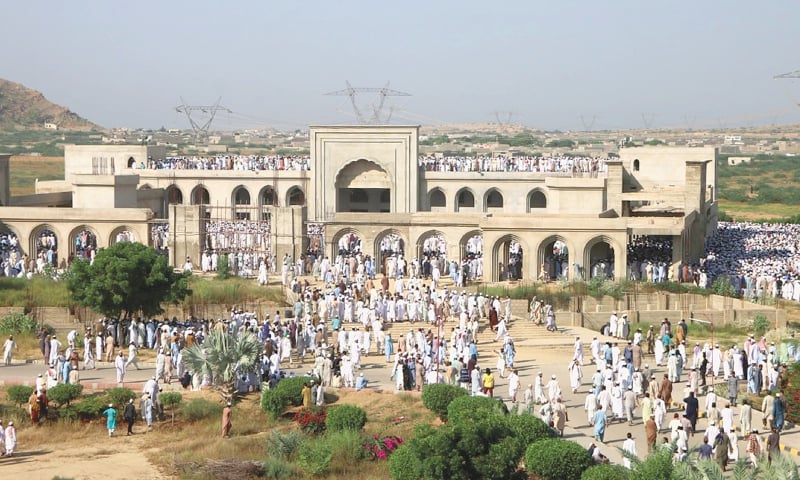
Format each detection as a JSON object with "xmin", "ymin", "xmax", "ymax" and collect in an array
[
  {"xmin": 262, "ymin": 457, "xmax": 295, "ymax": 479},
  {"xmin": 389, "ymin": 417, "xmax": 524, "ymax": 480},
  {"xmin": 753, "ymin": 314, "xmax": 770, "ymax": 336},
  {"xmin": 48, "ymin": 383, "xmax": 83, "ymax": 407},
  {"xmin": 105, "ymin": 387, "xmax": 136, "ymax": 407},
  {"xmin": 297, "ymin": 438, "xmax": 333, "ymax": 476},
  {"xmin": 628, "ymin": 448, "xmax": 673, "ymax": 480},
  {"xmin": 421, "ymin": 383, "xmax": 468, "ymax": 421},
  {"xmin": 7, "ymin": 385, "xmax": 34, "ymax": 407},
  {"xmin": 160, "ymin": 392, "xmax": 183, "ymax": 425},
  {"xmin": 74, "ymin": 395, "xmax": 106, "ymax": 421},
  {"xmin": 388, "ymin": 444, "xmax": 424, "ymax": 480},
  {"xmin": 267, "ymin": 430, "xmax": 302, "ymax": 459},
  {"xmin": 581, "ymin": 464, "xmax": 629, "ymax": 480},
  {"xmin": 58, "ymin": 405, "xmax": 78, "ymax": 422},
  {"xmin": 182, "ymin": 398, "xmax": 222, "ymax": 422},
  {"xmin": 276, "ymin": 376, "xmax": 317, "ymax": 406},
  {"xmin": 324, "ymin": 429, "xmax": 366, "ymax": 463},
  {"xmin": 261, "ymin": 388, "xmax": 291, "ymax": 419},
  {"xmin": 0, "ymin": 312, "xmax": 38, "ymax": 335},
  {"xmin": 506, "ymin": 413, "xmax": 556, "ymax": 447},
  {"xmin": 325, "ymin": 404, "xmax": 367, "ymax": 432},
  {"xmin": 446, "ymin": 395, "xmax": 508, "ymax": 425},
  {"xmin": 525, "ymin": 439, "xmax": 594, "ymax": 480}
]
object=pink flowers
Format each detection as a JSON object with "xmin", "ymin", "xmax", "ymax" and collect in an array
[{"xmin": 363, "ymin": 434, "xmax": 404, "ymax": 460}]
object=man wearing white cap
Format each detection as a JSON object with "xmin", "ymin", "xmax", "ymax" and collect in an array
[
  {"xmin": 4, "ymin": 421, "xmax": 15, "ymax": 456},
  {"xmin": 547, "ymin": 374, "xmax": 561, "ymax": 404}
]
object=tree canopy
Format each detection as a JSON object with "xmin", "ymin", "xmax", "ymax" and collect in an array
[
  {"xmin": 67, "ymin": 242, "xmax": 189, "ymax": 319},
  {"xmin": 182, "ymin": 330, "xmax": 262, "ymax": 401}
]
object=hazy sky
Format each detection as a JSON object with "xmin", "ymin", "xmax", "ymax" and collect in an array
[{"xmin": 3, "ymin": 0, "xmax": 799, "ymax": 131}]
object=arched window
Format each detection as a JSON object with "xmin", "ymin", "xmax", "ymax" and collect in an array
[
  {"xmin": 429, "ymin": 189, "xmax": 446, "ymax": 208},
  {"xmin": 192, "ymin": 186, "xmax": 210, "ymax": 205},
  {"xmin": 234, "ymin": 187, "xmax": 251, "ymax": 205},
  {"xmin": 529, "ymin": 191, "xmax": 547, "ymax": 209},
  {"xmin": 261, "ymin": 187, "xmax": 277, "ymax": 207},
  {"xmin": 127, "ymin": 156, "xmax": 135, "ymax": 168},
  {"xmin": 288, "ymin": 187, "xmax": 305, "ymax": 206},
  {"xmin": 633, "ymin": 159, "xmax": 640, "ymax": 172},
  {"xmin": 486, "ymin": 190, "xmax": 504, "ymax": 208},
  {"xmin": 457, "ymin": 190, "xmax": 475, "ymax": 208},
  {"xmin": 166, "ymin": 185, "xmax": 183, "ymax": 204}
]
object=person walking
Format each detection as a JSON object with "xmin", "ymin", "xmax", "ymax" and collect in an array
[
  {"xmin": 126, "ymin": 343, "xmax": 140, "ymax": 370},
  {"xmin": 645, "ymin": 417, "xmax": 657, "ymax": 453},
  {"xmin": 4, "ymin": 421, "xmax": 16, "ymax": 457},
  {"xmin": 482, "ymin": 368, "xmax": 495, "ymax": 398},
  {"xmin": 123, "ymin": 399, "xmax": 136, "ymax": 435},
  {"xmin": 115, "ymin": 351, "xmax": 126, "ymax": 384},
  {"xmin": 103, "ymin": 403, "xmax": 117, "ymax": 437},
  {"xmin": 3, "ymin": 335, "xmax": 17, "ymax": 366},
  {"xmin": 221, "ymin": 402, "xmax": 232, "ymax": 438},
  {"xmin": 593, "ymin": 408, "xmax": 608, "ymax": 442},
  {"xmin": 622, "ymin": 432, "xmax": 637, "ymax": 469}
]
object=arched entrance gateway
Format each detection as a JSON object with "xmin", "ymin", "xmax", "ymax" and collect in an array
[
  {"xmin": 335, "ymin": 159, "xmax": 391, "ymax": 213},
  {"xmin": 493, "ymin": 235, "xmax": 524, "ymax": 281},
  {"xmin": 585, "ymin": 236, "xmax": 615, "ymax": 280},
  {"xmin": 375, "ymin": 229, "xmax": 405, "ymax": 277},
  {"xmin": 0, "ymin": 223, "xmax": 23, "ymax": 277},
  {"xmin": 31, "ymin": 225, "xmax": 59, "ymax": 268},
  {"xmin": 417, "ymin": 230, "xmax": 446, "ymax": 278},
  {"xmin": 69, "ymin": 226, "xmax": 98, "ymax": 261},
  {"xmin": 460, "ymin": 231, "xmax": 484, "ymax": 282},
  {"xmin": 538, "ymin": 236, "xmax": 569, "ymax": 281}
]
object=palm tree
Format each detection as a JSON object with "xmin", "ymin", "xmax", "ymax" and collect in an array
[
  {"xmin": 182, "ymin": 330, "xmax": 263, "ymax": 402},
  {"xmin": 670, "ymin": 454, "xmax": 799, "ymax": 480}
]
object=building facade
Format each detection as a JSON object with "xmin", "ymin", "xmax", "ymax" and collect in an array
[{"xmin": 0, "ymin": 125, "xmax": 717, "ymax": 281}]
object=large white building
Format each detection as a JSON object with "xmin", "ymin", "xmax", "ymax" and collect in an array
[{"xmin": 0, "ymin": 125, "xmax": 718, "ymax": 282}]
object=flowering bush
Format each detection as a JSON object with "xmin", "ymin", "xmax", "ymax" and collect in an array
[
  {"xmin": 363, "ymin": 433, "xmax": 404, "ymax": 460},
  {"xmin": 294, "ymin": 407, "xmax": 327, "ymax": 435}
]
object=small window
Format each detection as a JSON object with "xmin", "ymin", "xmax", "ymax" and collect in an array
[
  {"xmin": 633, "ymin": 159, "xmax": 640, "ymax": 172},
  {"xmin": 529, "ymin": 191, "xmax": 546, "ymax": 209},
  {"xmin": 288, "ymin": 187, "xmax": 305, "ymax": 206},
  {"xmin": 457, "ymin": 190, "xmax": 475, "ymax": 208},
  {"xmin": 487, "ymin": 190, "xmax": 503, "ymax": 208},
  {"xmin": 379, "ymin": 190, "xmax": 390, "ymax": 203},
  {"xmin": 349, "ymin": 189, "xmax": 368, "ymax": 203},
  {"xmin": 430, "ymin": 189, "xmax": 446, "ymax": 207},
  {"xmin": 234, "ymin": 187, "xmax": 251, "ymax": 205}
]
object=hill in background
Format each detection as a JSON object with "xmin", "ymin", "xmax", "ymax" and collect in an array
[{"xmin": 0, "ymin": 78, "xmax": 100, "ymax": 131}]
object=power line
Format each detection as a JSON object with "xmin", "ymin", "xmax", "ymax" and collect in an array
[
  {"xmin": 175, "ymin": 97, "xmax": 233, "ymax": 142},
  {"xmin": 324, "ymin": 81, "xmax": 411, "ymax": 124}
]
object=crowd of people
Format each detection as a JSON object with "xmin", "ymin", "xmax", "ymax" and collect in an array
[
  {"xmin": 627, "ymin": 236, "xmax": 673, "ymax": 282},
  {"xmin": 418, "ymin": 155, "xmax": 608, "ymax": 177},
  {"xmin": 139, "ymin": 155, "xmax": 311, "ymax": 171},
  {"xmin": 703, "ymin": 221, "xmax": 800, "ymax": 301}
]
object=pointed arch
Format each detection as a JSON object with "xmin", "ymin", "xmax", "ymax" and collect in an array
[
  {"xmin": 69, "ymin": 225, "xmax": 99, "ymax": 260},
  {"xmin": 455, "ymin": 187, "xmax": 475, "ymax": 212},
  {"xmin": 485, "ymin": 188, "xmax": 504, "ymax": 211},
  {"xmin": 191, "ymin": 185, "xmax": 210, "ymax": 205},
  {"xmin": 165, "ymin": 184, "xmax": 183, "ymax": 204},
  {"xmin": 259, "ymin": 185, "xmax": 278, "ymax": 208},
  {"xmin": 428, "ymin": 188, "xmax": 446, "ymax": 210},
  {"xmin": 527, "ymin": 188, "xmax": 547, "ymax": 211},
  {"xmin": 492, "ymin": 234, "xmax": 527, "ymax": 281},
  {"xmin": 287, "ymin": 186, "xmax": 306, "ymax": 206},
  {"xmin": 374, "ymin": 228, "xmax": 406, "ymax": 275},
  {"xmin": 30, "ymin": 224, "xmax": 60, "ymax": 266},
  {"xmin": 537, "ymin": 235, "xmax": 572, "ymax": 281},
  {"xmin": 109, "ymin": 225, "xmax": 137, "ymax": 245},
  {"xmin": 584, "ymin": 235, "xmax": 620, "ymax": 280},
  {"xmin": 232, "ymin": 185, "xmax": 251, "ymax": 205},
  {"xmin": 332, "ymin": 227, "xmax": 364, "ymax": 258}
]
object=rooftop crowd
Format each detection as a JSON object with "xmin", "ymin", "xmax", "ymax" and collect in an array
[
  {"xmin": 419, "ymin": 155, "xmax": 607, "ymax": 176},
  {"xmin": 139, "ymin": 155, "xmax": 311, "ymax": 171}
]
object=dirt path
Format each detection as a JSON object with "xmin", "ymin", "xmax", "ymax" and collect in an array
[{"xmin": 0, "ymin": 432, "xmax": 167, "ymax": 479}]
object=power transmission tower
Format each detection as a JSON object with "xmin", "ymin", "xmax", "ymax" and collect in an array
[
  {"xmin": 493, "ymin": 111, "xmax": 516, "ymax": 126},
  {"xmin": 325, "ymin": 81, "xmax": 411, "ymax": 124},
  {"xmin": 640, "ymin": 113, "xmax": 656, "ymax": 129},
  {"xmin": 579, "ymin": 115, "xmax": 597, "ymax": 131},
  {"xmin": 775, "ymin": 70, "xmax": 800, "ymax": 106},
  {"xmin": 175, "ymin": 97, "xmax": 232, "ymax": 143}
]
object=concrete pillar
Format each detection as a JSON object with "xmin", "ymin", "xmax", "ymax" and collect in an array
[
  {"xmin": 170, "ymin": 205, "xmax": 203, "ymax": 269},
  {"xmin": 605, "ymin": 160, "xmax": 623, "ymax": 214},
  {"xmin": 0, "ymin": 154, "xmax": 9, "ymax": 206}
]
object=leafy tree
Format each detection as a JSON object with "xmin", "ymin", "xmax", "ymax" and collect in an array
[
  {"xmin": 182, "ymin": 330, "xmax": 262, "ymax": 402},
  {"xmin": 7, "ymin": 385, "xmax": 34, "ymax": 407},
  {"xmin": 421, "ymin": 383, "xmax": 467, "ymax": 421},
  {"xmin": 525, "ymin": 438, "xmax": 594, "ymax": 480},
  {"xmin": 105, "ymin": 387, "xmax": 136, "ymax": 407},
  {"xmin": 67, "ymin": 242, "xmax": 190, "ymax": 319},
  {"xmin": 160, "ymin": 392, "xmax": 183, "ymax": 425},
  {"xmin": 48, "ymin": 383, "xmax": 83, "ymax": 408},
  {"xmin": 325, "ymin": 404, "xmax": 367, "ymax": 432}
]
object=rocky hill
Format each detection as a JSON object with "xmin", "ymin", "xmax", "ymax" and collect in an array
[{"xmin": 0, "ymin": 78, "xmax": 100, "ymax": 130}]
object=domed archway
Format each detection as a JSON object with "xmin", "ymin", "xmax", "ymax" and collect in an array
[
  {"xmin": 538, "ymin": 236, "xmax": 570, "ymax": 281},
  {"xmin": 335, "ymin": 159, "xmax": 391, "ymax": 213}
]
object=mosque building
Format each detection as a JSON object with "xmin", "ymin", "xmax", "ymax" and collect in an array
[{"xmin": 0, "ymin": 125, "xmax": 717, "ymax": 282}]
